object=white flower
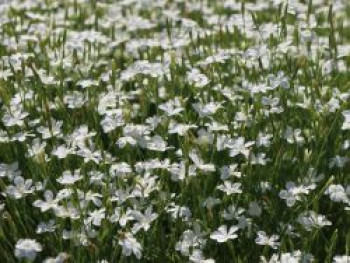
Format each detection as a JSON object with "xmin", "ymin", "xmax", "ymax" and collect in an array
[
  {"xmin": 109, "ymin": 162, "xmax": 132, "ymax": 178},
  {"xmin": 123, "ymin": 124, "xmax": 150, "ymax": 138},
  {"xmin": 210, "ymin": 225, "xmax": 239, "ymax": 243},
  {"xmin": 168, "ymin": 121, "xmax": 197, "ymax": 136},
  {"xmin": 250, "ymin": 153, "xmax": 270, "ymax": 165},
  {"xmin": 297, "ymin": 211, "xmax": 332, "ymax": 231},
  {"xmin": 6, "ymin": 176, "xmax": 35, "ymax": 199},
  {"xmin": 14, "ymin": 239, "xmax": 42, "ymax": 261},
  {"xmin": 217, "ymin": 181, "xmax": 242, "ymax": 195},
  {"xmin": 76, "ymin": 146, "xmax": 103, "ymax": 164},
  {"xmin": 118, "ymin": 209, "xmax": 134, "ymax": 227},
  {"xmin": 279, "ymin": 182, "xmax": 316, "ymax": 207},
  {"xmin": 329, "ymin": 155, "xmax": 349, "ymax": 169},
  {"xmin": 77, "ymin": 79, "xmax": 98, "ymax": 89},
  {"xmin": 175, "ymin": 224, "xmax": 207, "ymax": 256},
  {"xmin": 33, "ymin": 190, "xmax": 59, "ymax": 212},
  {"xmin": 327, "ymin": 98, "xmax": 340, "ymax": 113},
  {"xmin": 120, "ymin": 60, "xmax": 168, "ymax": 81},
  {"xmin": 168, "ymin": 161, "xmax": 186, "ymax": 181},
  {"xmin": 159, "ymin": 97, "xmax": 184, "ymax": 117},
  {"xmin": 27, "ymin": 138, "xmax": 46, "ymax": 157},
  {"xmin": 64, "ymin": 90, "xmax": 86, "ymax": 109},
  {"xmin": 132, "ymin": 173, "xmax": 159, "ymax": 198},
  {"xmin": 187, "ymin": 68, "xmax": 210, "ymax": 88},
  {"xmin": 109, "ymin": 207, "xmax": 121, "ymax": 224},
  {"xmin": 222, "ymin": 204, "xmax": 245, "ymax": 220},
  {"xmin": 256, "ymin": 132, "xmax": 273, "ymax": 147},
  {"xmin": 11, "ymin": 131, "xmax": 35, "ymax": 142},
  {"xmin": 141, "ymin": 135, "xmax": 172, "ymax": 152},
  {"xmin": 117, "ymin": 136, "xmax": 137, "ymax": 148},
  {"xmin": 325, "ymin": 184, "xmax": 349, "ymax": 204},
  {"xmin": 225, "ymin": 137, "xmax": 255, "ymax": 158},
  {"xmin": 333, "ymin": 255, "xmax": 350, "ymax": 263},
  {"xmin": 131, "ymin": 206, "xmax": 158, "ymax": 234},
  {"xmin": 57, "ymin": 169, "xmax": 82, "ymax": 185},
  {"xmin": 0, "ymin": 162, "xmax": 21, "ymax": 180},
  {"xmin": 100, "ymin": 112, "xmax": 125, "ymax": 133},
  {"xmin": 0, "ymin": 201, "xmax": 5, "ymax": 213},
  {"xmin": 52, "ymin": 145, "xmax": 73, "ymax": 159},
  {"xmin": 85, "ymin": 208, "xmax": 106, "ymax": 227},
  {"xmin": 2, "ymin": 107, "xmax": 29, "ymax": 127},
  {"xmin": 192, "ymin": 102, "xmax": 222, "ymax": 117},
  {"xmin": 284, "ymin": 126, "xmax": 304, "ymax": 145},
  {"xmin": 53, "ymin": 203, "xmax": 80, "ymax": 220},
  {"xmin": 36, "ymin": 220, "xmax": 56, "ymax": 234},
  {"xmin": 166, "ymin": 203, "xmax": 192, "ymax": 222},
  {"xmin": 79, "ymin": 191, "xmax": 103, "ymax": 208},
  {"xmin": 110, "ymin": 187, "xmax": 133, "ymax": 205},
  {"xmin": 190, "ymin": 249, "xmax": 215, "ymax": 263},
  {"xmin": 118, "ymin": 232, "xmax": 142, "ymax": 259},
  {"xmin": 43, "ymin": 252, "xmax": 68, "ymax": 263},
  {"xmin": 261, "ymin": 250, "xmax": 314, "ymax": 263},
  {"xmin": 40, "ymin": 74, "xmax": 58, "ymax": 85},
  {"xmin": 126, "ymin": 16, "xmax": 156, "ymax": 31},
  {"xmin": 36, "ymin": 119, "xmax": 63, "ymax": 139},
  {"xmin": 255, "ymin": 231, "xmax": 280, "ymax": 249},
  {"xmin": 219, "ymin": 165, "xmax": 242, "ymax": 180},
  {"xmin": 342, "ymin": 140, "xmax": 350, "ymax": 150},
  {"xmin": 66, "ymin": 125, "xmax": 96, "ymax": 148},
  {"xmin": 189, "ymin": 151, "xmax": 216, "ymax": 173},
  {"xmin": 341, "ymin": 110, "xmax": 350, "ymax": 130},
  {"xmin": 146, "ymin": 116, "xmax": 162, "ymax": 130}
]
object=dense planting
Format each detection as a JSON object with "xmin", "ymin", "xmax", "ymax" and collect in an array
[{"xmin": 0, "ymin": 0, "xmax": 349, "ymax": 262}]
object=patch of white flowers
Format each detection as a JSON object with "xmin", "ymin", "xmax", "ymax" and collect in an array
[{"xmin": 0, "ymin": 0, "xmax": 348, "ymax": 262}]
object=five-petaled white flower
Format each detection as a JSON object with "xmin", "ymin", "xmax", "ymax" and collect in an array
[
  {"xmin": 255, "ymin": 231, "xmax": 280, "ymax": 249},
  {"xmin": 210, "ymin": 225, "xmax": 239, "ymax": 243}
]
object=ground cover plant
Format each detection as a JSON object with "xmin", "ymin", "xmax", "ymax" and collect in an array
[{"xmin": 0, "ymin": 0, "xmax": 349, "ymax": 262}]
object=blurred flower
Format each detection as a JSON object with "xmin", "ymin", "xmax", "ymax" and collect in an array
[{"xmin": 14, "ymin": 239, "xmax": 42, "ymax": 261}]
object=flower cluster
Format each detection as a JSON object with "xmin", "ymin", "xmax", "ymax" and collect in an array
[{"xmin": 0, "ymin": 0, "xmax": 349, "ymax": 262}]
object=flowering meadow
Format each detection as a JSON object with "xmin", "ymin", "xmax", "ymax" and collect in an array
[{"xmin": 0, "ymin": 0, "xmax": 350, "ymax": 262}]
